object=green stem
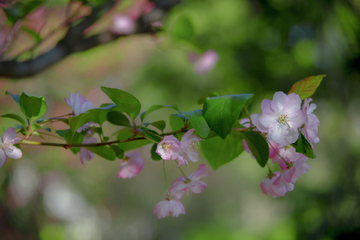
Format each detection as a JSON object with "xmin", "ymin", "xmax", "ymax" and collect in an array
[
  {"xmin": 243, "ymin": 106, "xmax": 253, "ymax": 127},
  {"xmin": 163, "ymin": 160, "xmax": 170, "ymax": 197},
  {"xmin": 177, "ymin": 164, "xmax": 189, "ymax": 182}
]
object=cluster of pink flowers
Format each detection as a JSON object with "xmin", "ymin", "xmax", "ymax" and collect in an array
[
  {"xmin": 240, "ymin": 91, "xmax": 320, "ymax": 197},
  {"xmin": 153, "ymin": 130, "xmax": 210, "ymax": 219}
]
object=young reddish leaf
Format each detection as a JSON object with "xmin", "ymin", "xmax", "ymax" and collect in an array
[{"xmin": 288, "ymin": 75, "xmax": 326, "ymax": 100}]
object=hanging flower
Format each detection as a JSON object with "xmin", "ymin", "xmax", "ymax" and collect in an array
[{"xmin": 0, "ymin": 128, "xmax": 22, "ymax": 167}]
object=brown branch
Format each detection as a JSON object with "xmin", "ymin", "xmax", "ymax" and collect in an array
[{"xmin": 0, "ymin": 0, "xmax": 182, "ymax": 79}]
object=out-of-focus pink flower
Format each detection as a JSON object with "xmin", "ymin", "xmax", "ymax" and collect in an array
[
  {"xmin": 301, "ymin": 98, "xmax": 320, "ymax": 144},
  {"xmin": 257, "ymin": 92, "xmax": 305, "ymax": 146},
  {"xmin": 110, "ymin": 14, "xmax": 136, "ymax": 35},
  {"xmin": 156, "ymin": 135, "xmax": 181, "ymax": 160},
  {"xmin": 0, "ymin": 128, "xmax": 22, "ymax": 167},
  {"xmin": 153, "ymin": 197, "xmax": 185, "ymax": 219},
  {"xmin": 193, "ymin": 50, "xmax": 219, "ymax": 76},
  {"xmin": 169, "ymin": 164, "xmax": 210, "ymax": 200},
  {"xmin": 177, "ymin": 129, "xmax": 202, "ymax": 166},
  {"xmin": 260, "ymin": 171, "xmax": 294, "ymax": 198},
  {"xmin": 0, "ymin": 19, "xmax": 21, "ymax": 57},
  {"xmin": 118, "ymin": 152, "xmax": 144, "ymax": 178},
  {"xmin": 281, "ymin": 156, "xmax": 310, "ymax": 184},
  {"xmin": 65, "ymin": 92, "xmax": 93, "ymax": 132},
  {"xmin": 23, "ymin": 7, "xmax": 46, "ymax": 33},
  {"xmin": 79, "ymin": 135, "xmax": 97, "ymax": 165}
]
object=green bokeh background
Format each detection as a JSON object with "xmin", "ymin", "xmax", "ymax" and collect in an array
[{"xmin": 1, "ymin": 0, "xmax": 360, "ymax": 239}]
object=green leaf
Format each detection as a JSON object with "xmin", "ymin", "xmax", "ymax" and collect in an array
[
  {"xmin": 150, "ymin": 143, "xmax": 162, "ymax": 161},
  {"xmin": 68, "ymin": 113, "xmax": 92, "ymax": 133},
  {"xmin": 143, "ymin": 120, "xmax": 166, "ymax": 132},
  {"xmin": 100, "ymin": 86, "xmax": 141, "ymax": 120},
  {"xmin": 23, "ymin": 27, "xmax": 42, "ymax": 43},
  {"xmin": 183, "ymin": 109, "xmax": 210, "ymax": 138},
  {"xmin": 171, "ymin": 15, "xmax": 195, "ymax": 41},
  {"xmin": 117, "ymin": 129, "xmax": 152, "ymax": 151},
  {"xmin": 56, "ymin": 129, "xmax": 85, "ymax": 154},
  {"xmin": 291, "ymin": 131, "xmax": 316, "ymax": 159},
  {"xmin": 200, "ymin": 132, "xmax": 244, "ymax": 170},
  {"xmin": 140, "ymin": 105, "xmax": 179, "ymax": 122},
  {"xmin": 0, "ymin": 114, "xmax": 26, "ymax": 127},
  {"xmin": 203, "ymin": 94, "xmax": 253, "ymax": 139},
  {"xmin": 197, "ymin": 92, "xmax": 218, "ymax": 105},
  {"xmin": 18, "ymin": 92, "xmax": 47, "ymax": 120},
  {"xmin": 33, "ymin": 123, "xmax": 51, "ymax": 132},
  {"xmin": 88, "ymin": 105, "xmax": 116, "ymax": 126},
  {"xmin": 109, "ymin": 145, "xmax": 125, "ymax": 159},
  {"xmin": 288, "ymin": 75, "xmax": 326, "ymax": 100},
  {"xmin": 5, "ymin": 91, "xmax": 20, "ymax": 106},
  {"xmin": 169, "ymin": 115, "xmax": 185, "ymax": 131},
  {"xmin": 139, "ymin": 128, "xmax": 162, "ymax": 143},
  {"xmin": 86, "ymin": 146, "xmax": 116, "ymax": 161},
  {"xmin": 239, "ymin": 131, "xmax": 269, "ymax": 168},
  {"xmin": 107, "ymin": 111, "xmax": 131, "ymax": 127}
]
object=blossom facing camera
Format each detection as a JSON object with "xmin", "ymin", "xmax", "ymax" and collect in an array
[
  {"xmin": 169, "ymin": 164, "xmax": 210, "ymax": 200},
  {"xmin": 65, "ymin": 92, "xmax": 93, "ymax": 132},
  {"xmin": 156, "ymin": 135, "xmax": 181, "ymax": 161},
  {"xmin": 110, "ymin": 14, "xmax": 136, "ymax": 35},
  {"xmin": 153, "ymin": 198, "xmax": 185, "ymax": 219},
  {"xmin": 79, "ymin": 135, "xmax": 97, "ymax": 165},
  {"xmin": 193, "ymin": 50, "xmax": 219, "ymax": 76},
  {"xmin": 0, "ymin": 128, "xmax": 22, "ymax": 167},
  {"xmin": 257, "ymin": 91, "xmax": 305, "ymax": 146},
  {"xmin": 118, "ymin": 152, "xmax": 144, "ymax": 179}
]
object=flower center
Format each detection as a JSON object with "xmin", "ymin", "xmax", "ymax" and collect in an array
[
  {"xmin": 276, "ymin": 113, "xmax": 290, "ymax": 128},
  {"xmin": 162, "ymin": 143, "xmax": 171, "ymax": 151}
]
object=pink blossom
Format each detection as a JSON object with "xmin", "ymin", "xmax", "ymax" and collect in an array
[
  {"xmin": 178, "ymin": 129, "xmax": 202, "ymax": 165},
  {"xmin": 169, "ymin": 164, "xmax": 210, "ymax": 200},
  {"xmin": 153, "ymin": 198, "xmax": 185, "ymax": 219},
  {"xmin": 79, "ymin": 135, "xmax": 97, "ymax": 165},
  {"xmin": 281, "ymin": 156, "xmax": 310, "ymax": 184},
  {"xmin": 260, "ymin": 171, "xmax": 294, "ymax": 198},
  {"xmin": 156, "ymin": 135, "xmax": 181, "ymax": 161},
  {"xmin": 0, "ymin": 128, "xmax": 22, "ymax": 167},
  {"xmin": 110, "ymin": 14, "xmax": 136, "ymax": 35},
  {"xmin": 193, "ymin": 50, "xmax": 219, "ymax": 76},
  {"xmin": 118, "ymin": 152, "xmax": 144, "ymax": 179},
  {"xmin": 271, "ymin": 145, "xmax": 305, "ymax": 169},
  {"xmin": 301, "ymin": 98, "xmax": 320, "ymax": 144},
  {"xmin": 23, "ymin": 7, "xmax": 46, "ymax": 33},
  {"xmin": 257, "ymin": 92, "xmax": 305, "ymax": 146},
  {"xmin": 65, "ymin": 92, "xmax": 93, "ymax": 132}
]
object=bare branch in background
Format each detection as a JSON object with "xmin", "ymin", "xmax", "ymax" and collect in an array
[{"xmin": 0, "ymin": 0, "xmax": 182, "ymax": 79}]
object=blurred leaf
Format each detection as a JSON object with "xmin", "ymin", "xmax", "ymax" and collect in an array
[
  {"xmin": 291, "ymin": 131, "xmax": 316, "ymax": 159},
  {"xmin": 39, "ymin": 224, "xmax": 66, "ymax": 240},
  {"xmin": 68, "ymin": 113, "xmax": 92, "ymax": 133},
  {"xmin": 107, "ymin": 111, "xmax": 131, "ymax": 127},
  {"xmin": 109, "ymin": 145, "xmax": 124, "ymax": 159},
  {"xmin": 169, "ymin": 114, "xmax": 185, "ymax": 131},
  {"xmin": 19, "ymin": 92, "xmax": 47, "ymax": 120},
  {"xmin": 239, "ymin": 131, "xmax": 269, "ymax": 167},
  {"xmin": 197, "ymin": 92, "xmax": 218, "ymax": 105},
  {"xmin": 143, "ymin": 120, "xmax": 166, "ymax": 132},
  {"xmin": 201, "ymin": 132, "xmax": 244, "ymax": 170},
  {"xmin": 117, "ymin": 129, "xmax": 151, "ymax": 151},
  {"xmin": 86, "ymin": 146, "xmax": 116, "ymax": 161},
  {"xmin": 150, "ymin": 143, "xmax": 162, "ymax": 161},
  {"xmin": 5, "ymin": 90, "xmax": 20, "ymax": 106},
  {"xmin": 140, "ymin": 105, "xmax": 179, "ymax": 122},
  {"xmin": 288, "ymin": 75, "xmax": 326, "ymax": 100},
  {"xmin": 203, "ymin": 94, "xmax": 253, "ymax": 139},
  {"xmin": 100, "ymin": 86, "xmax": 141, "ymax": 120},
  {"xmin": 0, "ymin": 114, "xmax": 26, "ymax": 127},
  {"xmin": 183, "ymin": 109, "xmax": 210, "ymax": 138},
  {"xmin": 23, "ymin": 26, "xmax": 42, "ymax": 42},
  {"xmin": 171, "ymin": 15, "xmax": 195, "ymax": 41}
]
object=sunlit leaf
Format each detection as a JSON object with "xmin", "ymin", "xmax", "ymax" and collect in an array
[
  {"xmin": 197, "ymin": 92, "xmax": 218, "ymax": 105},
  {"xmin": 19, "ymin": 92, "xmax": 47, "ymax": 120},
  {"xmin": 288, "ymin": 75, "xmax": 326, "ymax": 100},
  {"xmin": 183, "ymin": 109, "xmax": 210, "ymax": 138},
  {"xmin": 140, "ymin": 105, "xmax": 179, "ymax": 122},
  {"xmin": 86, "ymin": 146, "xmax": 116, "ymax": 161},
  {"xmin": 0, "ymin": 114, "xmax": 26, "ymax": 127}
]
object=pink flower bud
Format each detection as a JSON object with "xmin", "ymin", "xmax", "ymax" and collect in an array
[
  {"xmin": 193, "ymin": 50, "xmax": 219, "ymax": 76},
  {"xmin": 110, "ymin": 14, "xmax": 136, "ymax": 35}
]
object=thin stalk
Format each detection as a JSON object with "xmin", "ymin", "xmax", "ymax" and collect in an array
[{"xmin": 163, "ymin": 160, "xmax": 170, "ymax": 197}]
